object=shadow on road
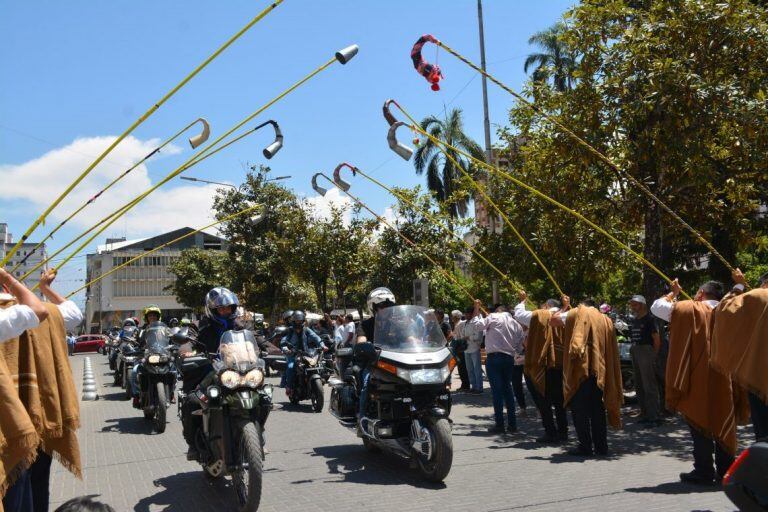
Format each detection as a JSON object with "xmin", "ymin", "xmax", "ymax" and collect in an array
[
  {"xmin": 100, "ymin": 416, "xmax": 152, "ymax": 435},
  {"xmin": 625, "ymin": 481, "xmax": 723, "ymax": 495},
  {"xmin": 133, "ymin": 471, "xmax": 234, "ymax": 512},
  {"xmin": 309, "ymin": 444, "xmax": 446, "ymax": 490}
]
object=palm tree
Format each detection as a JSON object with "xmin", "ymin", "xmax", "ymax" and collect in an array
[
  {"xmin": 523, "ymin": 22, "xmax": 577, "ymax": 92},
  {"xmin": 413, "ymin": 108, "xmax": 486, "ymax": 220}
]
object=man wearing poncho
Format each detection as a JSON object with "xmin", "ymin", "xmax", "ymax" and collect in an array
[
  {"xmin": 651, "ymin": 278, "xmax": 750, "ymax": 486},
  {"xmin": 551, "ymin": 298, "xmax": 623, "ymax": 457},
  {"xmin": 710, "ymin": 270, "xmax": 768, "ymax": 443},
  {"xmin": 515, "ymin": 292, "xmax": 569, "ymax": 444}
]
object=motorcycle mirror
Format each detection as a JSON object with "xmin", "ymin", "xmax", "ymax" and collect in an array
[
  {"xmin": 335, "ymin": 44, "xmax": 359, "ymax": 65},
  {"xmin": 189, "ymin": 118, "xmax": 211, "ymax": 149},
  {"xmin": 387, "ymin": 122, "xmax": 414, "ymax": 161}
]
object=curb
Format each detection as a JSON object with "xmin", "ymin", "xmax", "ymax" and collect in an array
[{"xmin": 82, "ymin": 356, "xmax": 98, "ymax": 401}]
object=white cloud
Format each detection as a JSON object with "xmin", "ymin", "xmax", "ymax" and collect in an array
[
  {"xmin": 304, "ymin": 187, "xmax": 353, "ymax": 225},
  {"xmin": 0, "ymin": 135, "xmax": 220, "ymax": 237}
]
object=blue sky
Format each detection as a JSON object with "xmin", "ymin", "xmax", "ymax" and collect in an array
[{"xmin": 0, "ymin": 0, "xmax": 574, "ymax": 303}]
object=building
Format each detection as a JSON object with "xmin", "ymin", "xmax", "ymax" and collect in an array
[
  {"xmin": 84, "ymin": 227, "xmax": 227, "ymax": 333},
  {"xmin": 0, "ymin": 223, "xmax": 47, "ymax": 298},
  {"xmin": 473, "ymin": 149, "xmax": 512, "ymax": 234}
]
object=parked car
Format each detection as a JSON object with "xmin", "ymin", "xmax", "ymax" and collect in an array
[{"xmin": 74, "ymin": 334, "xmax": 107, "ymax": 354}]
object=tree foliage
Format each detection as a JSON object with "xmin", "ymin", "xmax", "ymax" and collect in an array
[{"xmin": 168, "ymin": 248, "xmax": 230, "ymax": 313}]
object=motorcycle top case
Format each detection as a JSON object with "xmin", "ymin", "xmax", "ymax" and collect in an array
[{"xmin": 179, "ymin": 354, "xmax": 212, "ymax": 381}]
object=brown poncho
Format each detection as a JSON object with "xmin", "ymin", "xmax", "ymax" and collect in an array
[
  {"xmin": 562, "ymin": 305, "xmax": 623, "ymax": 428},
  {"xmin": 0, "ymin": 300, "xmax": 82, "ymax": 494},
  {"xmin": 665, "ymin": 300, "xmax": 749, "ymax": 455},
  {"xmin": 524, "ymin": 309, "xmax": 562, "ymax": 396},
  {"xmin": 710, "ymin": 288, "xmax": 768, "ymax": 405}
]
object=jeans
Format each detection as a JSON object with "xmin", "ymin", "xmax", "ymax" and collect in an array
[
  {"xmin": 2, "ymin": 467, "xmax": 31, "ymax": 512},
  {"xmin": 511, "ymin": 364, "xmax": 527, "ymax": 409},
  {"xmin": 358, "ymin": 367, "xmax": 371, "ymax": 419},
  {"xmin": 485, "ymin": 352, "xmax": 517, "ymax": 428},
  {"xmin": 749, "ymin": 392, "xmax": 768, "ymax": 441},
  {"xmin": 465, "ymin": 351, "xmax": 483, "ymax": 391},
  {"xmin": 689, "ymin": 423, "xmax": 733, "ymax": 478},
  {"xmin": 130, "ymin": 363, "xmax": 142, "ymax": 397},
  {"xmin": 570, "ymin": 376, "xmax": 608, "ymax": 454},
  {"xmin": 284, "ymin": 355, "xmax": 296, "ymax": 389},
  {"xmin": 630, "ymin": 344, "xmax": 660, "ymax": 421},
  {"xmin": 455, "ymin": 350, "xmax": 470, "ymax": 389},
  {"xmin": 1, "ymin": 449, "xmax": 51, "ymax": 512}
]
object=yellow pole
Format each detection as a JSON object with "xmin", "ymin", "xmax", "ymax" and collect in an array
[
  {"xmin": 434, "ymin": 38, "xmax": 735, "ymax": 274},
  {"xmin": 66, "ymin": 203, "xmax": 262, "ymax": 299},
  {"xmin": 1, "ymin": 0, "xmax": 285, "ymax": 266}
]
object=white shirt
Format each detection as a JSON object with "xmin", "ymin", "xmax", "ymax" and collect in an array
[
  {"xmin": 0, "ymin": 305, "xmax": 39, "ymax": 343},
  {"xmin": 343, "ymin": 322, "xmax": 356, "ymax": 342},
  {"xmin": 650, "ymin": 297, "xmax": 719, "ymax": 322},
  {"xmin": 513, "ymin": 301, "xmax": 533, "ymax": 327},
  {"xmin": 333, "ymin": 324, "xmax": 345, "ymax": 344},
  {"xmin": 58, "ymin": 300, "xmax": 84, "ymax": 331}
]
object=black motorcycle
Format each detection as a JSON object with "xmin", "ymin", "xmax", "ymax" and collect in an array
[
  {"xmin": 328, "ymin": 305, "xmax": 454, "ymax": 482},
  {"xmin": 115, "ymin": 335, "xmax": 143, "ymax": 398},
  {"xmin": 724, "ymin": 442, "xmax": 768, "ymax": 511},
  {"xmin": 178, "ymin": 329, "xmax": 272, "ymax": 512},
  {"xmin": 135, "ymin": 322, "xmax": 175, "ymax": 433},
  {"xmin": 284, "ymin": 344, "xmax": 325, "ymax": 413}
]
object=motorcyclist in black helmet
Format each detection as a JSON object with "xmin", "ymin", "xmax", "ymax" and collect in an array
[{"xmin": 280, "ymin": 310, "xmax": 325, "ymax": 398}]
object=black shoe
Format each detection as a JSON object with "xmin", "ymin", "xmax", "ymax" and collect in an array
[
  {"xmin": 679, "ymin": 470, "xmax": 716, "ymax": 486},
  {"xmin": 557, "ymin": 433, "xmax": 569, "ymax": 443},
  {"xmin": 536, "ymin": 435, "xmax": 558, "ymax": 444},
  {"xmin": 594, "ymin": 449, "xmax": 610, "ymax": 457},
  {"xmin": 566, "ymin": 446, "xmax": 593, "ymax": 457},
  {"xmin": 487, "ymin": 424, "xmax": 506, "ymax": 434},
  {"xmin": 506, "ymin": 426, "xmax": 519, "ymax": 434},
  {"xmin": 641, "ymin": 419, "xmax": 663, "ymax": 429},
  {"xmin": 186, "ymin": 447, "xmax": 199, "ymax": 461}
]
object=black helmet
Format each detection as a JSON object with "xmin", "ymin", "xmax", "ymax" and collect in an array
[
  {"xmin": 123, "ymin": 318, "xmax": 137, "ymax": 328},
  {"xmin": 290, "ymin": 311, "xmax": 306, "ymax": 330},
  {"xmin": 282, "ymin": 310, "xmax": 295, "ymax": 323},
  {"xmin": 168, "ymin": 317, "xmax": 179, "ymax": 328}
]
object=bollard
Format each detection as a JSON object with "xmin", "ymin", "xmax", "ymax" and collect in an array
[{"xmin": 81, "ymin": 357, "xmax": 98, "ymax": 401}]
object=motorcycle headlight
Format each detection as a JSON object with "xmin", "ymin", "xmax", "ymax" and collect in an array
[
  {"xmin": 148, "ymin": 354, "xmax": 161, "ymax": 364},
  {"xmin": 244, "ymin": 368, "xmax": 264, "ymax": 388},
  {"xmin": 220, "ymin": 370, "xmax": 241, "ymax": 389},
  {"xmin": 396, "ymin": 367, "xmax": 445, "ymax": 385}
]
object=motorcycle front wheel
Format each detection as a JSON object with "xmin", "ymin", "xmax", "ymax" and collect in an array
[
  {"xmin": 123, "ymin": 368, "xmax": 132, "ymax": 400},
  {"xmin": 311, "ymin": 379, "xmax": 324, "ymax": 413},
  {"xmin": 414, "ymin": 418, "xmax": 453, "ymax": 483},
  {"xmin": 153, "ymin": 381, "xmax": 167, "ymax": 433},
  {"xmin": 232, "ymin": 421, "xmax": 263, "ymax": 512}
]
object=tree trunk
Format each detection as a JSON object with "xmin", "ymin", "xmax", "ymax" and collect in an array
[{"xmin": 642, "ymin": 200, "xmax": 665, "ymax": 302}]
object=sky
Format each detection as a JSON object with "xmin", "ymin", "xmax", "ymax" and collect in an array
[{"xmin": 0, "ymin": 0, "xmax": 574, "ymax": 305}]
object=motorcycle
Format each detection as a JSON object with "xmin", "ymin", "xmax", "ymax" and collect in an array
[
  {"xmin": 328, "ymin": 305, "xmax": 455, "ymax": 482},
  {"xmin": 723, "ymin": 442, "xmax": 768, "ymax": 511},
  {"xmin": 283, "ymin": 344, "xmax": 325, "ymax": 413},
  {"xmin": 178, "ymin": 329, "xmax": 272, "ymax": 512},
  {"xmin": 135, "ymin": 322, "xmax": 175, "ymax": 433},
  {"xmin": 104, "ymin": 327, "xmax": 120, "ymax": 356},
  {"xmin": 612, "ymin": 314, "xmax": 637, "ymax": 404},
  {"xmin": 114, "ymin": 329, "xmax": 142, "ymax": 394}
]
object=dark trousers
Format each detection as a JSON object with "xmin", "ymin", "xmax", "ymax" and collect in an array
[
  {"xmin": 749, "ymin": 392, "xmax": 768, "ymax": 441},
  {"xmin": 2, "ymin": 449, "xmax": 52, "ymax": 512},
  {"xmin": 485, "ymin": 352, "xmax": 517, "ymax": 428},
  {"xmin": 455, "ymin": 350, "xmax": 470, "ymax": 390},
  {"xmin": 511, "ymin": 364, "xmax": 527, "ymax": 409},
  {"xmin": 689, "ymin": 423, "xmax": 733, "ymax": 478},
  {"xmin": 569, "ymin": 376, "xmax": 608, "ymax": 454},
  {"xmin": 525, "ymin": 373, "xmax": 568, "ymax": 439}
]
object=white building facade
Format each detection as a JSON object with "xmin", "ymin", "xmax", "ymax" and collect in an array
[{"xmin": 0, "ymin": 223, "xmax": 47, "ymax": 298}]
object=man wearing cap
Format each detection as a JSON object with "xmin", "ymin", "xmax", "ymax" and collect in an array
[{"xmin": 628, "ymin": 294, "xmax": 662, "ymax": 427}]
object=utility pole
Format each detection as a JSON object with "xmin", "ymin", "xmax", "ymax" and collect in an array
[{"xmin": 478, "ymin": 0, "xmax": 499, "ymax": 305}]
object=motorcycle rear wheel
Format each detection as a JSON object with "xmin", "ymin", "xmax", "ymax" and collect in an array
[
  {"xmin": 310, "ymin": 379, "xmax": 324, "ymax": 413},
  {"xmin": 153, "ymin": 382, "xmax": 167, "ymax": 433},
  {"xmin": 414, "ymin": 418, "xmax": 453, "ymax": 483},
  {"xmin": 123, "ymin": 368, "xmax": 132, "ymax": 400},
  {"xmin": 232, "ymin": 421, "xmax": 263, "ymax": 512}
]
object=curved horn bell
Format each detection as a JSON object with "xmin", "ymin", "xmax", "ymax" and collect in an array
[
  {"xmin": 335, "ymin": 44, "xmax": 359, "ymax": 65},
  {"xmin": 188, "ymin": 118, "xmax": 211, "ymax": 149},
  {"xmin": 311, "ymin": 173, "xmax": 329, "ymax": 196},
  {"xmin": 254, "ymin": 120, "xmax": 283, "ymax": 159},
  {"xmin": 332, "ymin": 163, "xmax": 356, "ymax": 192},
  {"xmin": 387, "ymin": 122, "xmax": 414, "ymax": 161},
  {"xmin": 382, "ymin": 99, "xmax": 399, "ymax": 127}
]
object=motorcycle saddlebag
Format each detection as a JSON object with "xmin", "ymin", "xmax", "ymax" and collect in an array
[{"xmin": 179, "ymin": 355, "xmax": 212, "ymax": 381}]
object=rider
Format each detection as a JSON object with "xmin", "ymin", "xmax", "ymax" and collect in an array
[
  {"xmin": 168, "ymin": 317, "xmax": 180, "ymax": 328},
  {"xmin": 181, "ymin": 287, "xmax": 240, "ymax": 460},
  {"xmin": 357, "ymin": 287, "xmax": 397, "ymax": 425},
  {"xmin": 130, "ymin": 305, "xmax": 163, "ymax": 407},
  {"xmin": 280, "ymin": 310, "xmax": 326, "ymax": 397},
  {"xmin": 112, "ymin": 318, "xmax": 137, "ymax": 368}
]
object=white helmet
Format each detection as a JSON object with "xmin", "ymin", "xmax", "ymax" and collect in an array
[{"xmin": 367, "ymin": 287, "xmax": 396, "ymax": 313}]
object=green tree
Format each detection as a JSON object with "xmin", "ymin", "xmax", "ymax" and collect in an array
[
  {"xmin": 523, "ymin": 22, "xmax": 578, "ymax": 92},
  {"xmin": 413, "ymin": 108, "xmax": 486, "ymax": 221},
  {"xmin": 168, "ymin": 248, "xmax": 230, "ymax": 313}
]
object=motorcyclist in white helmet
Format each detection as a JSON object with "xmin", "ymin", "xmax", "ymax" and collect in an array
[{"xmin": 357, "ymin": 287, "xmax": 396, "ymax": 424}]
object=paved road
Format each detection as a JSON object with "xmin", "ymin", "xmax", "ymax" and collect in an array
[{"xmin": 51, "ymin": 354, "xmax": 741, "ymax": 512}]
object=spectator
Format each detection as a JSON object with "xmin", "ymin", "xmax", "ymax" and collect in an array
[
  {"xmin": 67, "ymin": 332, "xmax": 76, "ymax": 356},
  {"xmin": 628, "ymin": 295, "xmax": 662, "ymax": 427},
  {"xmin": 511, "ymin": 325, "xmax": 528, "ymax": 417},
  {"xmin": 39, "ymin": 270, "xmax": 84, "ymax": 333},
  {"xmin": 333, "ymin": 315, "xmax": 345, "ymax": 345},
  {"xmin": 343, "ymin": 314, "xmax": 356, "ymax": 345},
  {"xmin": 471, "ymin": 299, "xmax": 525, "ymax": 434},
  {"xmin": 449, "ymin": 309, "xmax": 470, "ymax": 392},
  {"xmin": 54, "ymin": 496, "xmax": 116, "ymax": 512},
  {"xmin": 459, "ymin": 306, "xmax": 484, "ymax": 393},
  {"xmin": 0, "ymin": 267, "xmax": 49, "ymax": 342}
]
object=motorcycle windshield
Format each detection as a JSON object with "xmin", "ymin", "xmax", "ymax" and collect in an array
[
  {"xmin": 144, "ymin": 322, "xmax": 170, "ymax": 355},
  {"xmin": 373, "ymin": 305, "xmax": 448, "ymax": 353},
  {"xmin": 218, "ymin": 329, "xmax": 263, "ymax": 373}
]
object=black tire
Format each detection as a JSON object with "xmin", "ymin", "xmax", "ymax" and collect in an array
[
  {"xmin": 362, "ymin": 437, "xmax": 380, "ymax": 453},
  {"xmin": 124, "ymin": 367, "xmax": 132, "ymax": 400},
  {"xmin": 153, "ymin": 381, "xmax": 167, "ymax": 433},
  {"xmin": 415, "ymin": 418, "xmax": 453, "ymax": 482},
  {"xmin": 113, "ymin": 366, "xmax": 122, "ymax": 386},
  {"xmin": 232, "ymin": 421, "xmax": 263, "ymax": 512},
  {"xmin": 310, "ymin": 379, "xmax": 324, "ymax": 413}
]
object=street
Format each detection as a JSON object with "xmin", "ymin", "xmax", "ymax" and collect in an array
[{"xmin": 51, "ymin": 354, "xmax": 740, "ymax": 512}]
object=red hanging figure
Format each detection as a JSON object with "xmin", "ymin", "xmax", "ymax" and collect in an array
[{"xmin": 411, "ymin": 34, "xmax": 443, "ymax": 91}]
